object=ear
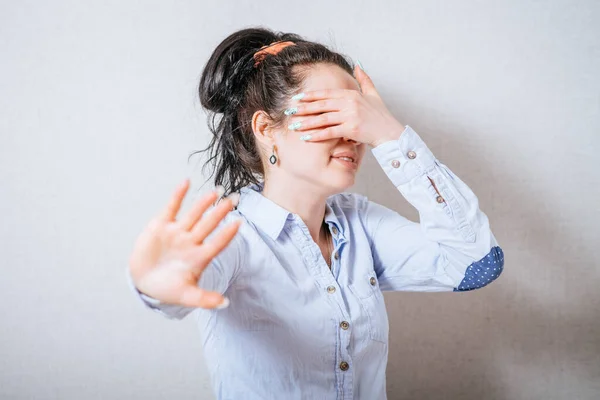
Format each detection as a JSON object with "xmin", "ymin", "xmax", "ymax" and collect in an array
[{"xmin": 252, "ymin": 110, "xmax": 276, "ymax": 148}]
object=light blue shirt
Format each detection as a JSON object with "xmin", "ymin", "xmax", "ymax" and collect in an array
[{"xmin": 126, "ymin": 125, "xmax": 504, "ymax": 400}]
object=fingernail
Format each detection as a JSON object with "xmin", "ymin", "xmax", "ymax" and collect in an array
[
  {"xmin": 357, "ymin": 59, "xmax": 365, "ymax": 71},
  {"xmin": 214, "ymin": 185, "xmax": 225, "ymax": 198},
  {"xmin": 216, "ymin": 297, "xmax": 230, "ymax": 309},
  {"xmin": 288, "ymin": 121, "xmax": 302, "ymax": 130},
  {"xmin": 291, "ymin": 92, "xmax": 305, "ymax": 100},
  {"xmin": 299, "ymin": 134, "xmax": 312, "ymax": 141},
  {"xmin": 227, "ymin": 192, "xmax": 240, "ymax": 207},
  {"xmin": 284, "ymin": 107, "xmax": 298, "ymax": 116}
]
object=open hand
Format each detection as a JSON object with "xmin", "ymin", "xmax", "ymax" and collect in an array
[
  {"xmin": 128, "ymin": 180, "xmax": 242, "ymax": 309},
  {"xmin": 286, "ymin": 64, "xmax": 406, "ymax": 147}
]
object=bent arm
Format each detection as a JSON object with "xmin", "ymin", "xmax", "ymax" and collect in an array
[{"xmin": 362, "ymin": 124, "xmax": 504, "ymax": 292}]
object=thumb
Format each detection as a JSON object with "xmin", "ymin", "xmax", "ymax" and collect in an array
[{"xmin": 354, "ymin": 63, "xmax": 378, "ymax": 97}]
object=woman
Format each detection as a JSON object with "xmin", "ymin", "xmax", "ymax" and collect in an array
[{"xmin": 126, "ymin": 27, "xmax": 504, "ymax": 400}]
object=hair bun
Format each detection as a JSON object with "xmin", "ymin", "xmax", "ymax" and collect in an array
[{"xmin": 199, "ymin": 28, "xmax": 280, "ymax": 114}]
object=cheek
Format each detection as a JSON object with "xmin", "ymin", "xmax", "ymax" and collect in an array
[
  {"xmin": 281, "ymin": 143, "xmax": 330, "ymax": 171},
  {"xmin": 357, "ymin": 146, "xmax": 367, "ymax": 164}
]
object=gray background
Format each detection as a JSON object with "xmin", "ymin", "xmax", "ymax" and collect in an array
[{"xmin": 1, "ymin": 0, "xmax": 598, "ymax": 399}]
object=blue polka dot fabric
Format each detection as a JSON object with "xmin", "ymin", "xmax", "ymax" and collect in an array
[{"xmin": 454, "ymin": 246, "xmax": 504, "ymax": 291}]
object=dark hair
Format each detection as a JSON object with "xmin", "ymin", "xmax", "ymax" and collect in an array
[{"xmin": 189, "ymin": 26, "xmax": 355, "ymax": 197}]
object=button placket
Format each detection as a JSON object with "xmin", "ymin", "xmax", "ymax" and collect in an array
[
  {"xmin": 291, "ymin": 218, "xmax": 343, "ymax": 306},
  {"xmin": 329, "ymin": 224, "xmax": 340, "ymax": 265},
  {"xmin": 297, "ymin": 219, "xmax": 334, "ymax": 275},
  {"xmin": 290, "ymin": 216, "xmax": 320, "ymax": 269},
  {"xmin": 328, "ymin": 225, "xmax": 346, "ymax": 279}
]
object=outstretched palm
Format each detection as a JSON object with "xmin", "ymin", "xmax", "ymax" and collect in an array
[{"xmin": 128, "ymin": 180, "xmax": 242, "ymax": 309}]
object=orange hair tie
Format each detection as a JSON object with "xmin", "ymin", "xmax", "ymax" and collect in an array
[{"xmin": 253, "ymin": 40, "xmax": 296, "ymax": 67}]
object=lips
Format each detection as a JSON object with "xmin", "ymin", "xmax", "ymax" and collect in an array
[
  {"xmin": 330, "ymin": 152, "xmax": 359, "ymax": 171},
  {"xmin": 331, "ymin": 151, "xmax": 358, "ymax": 163}
]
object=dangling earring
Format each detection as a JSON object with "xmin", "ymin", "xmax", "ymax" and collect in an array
[{"xmin": 269, "ymin": 145, "xmax": 278, "ymax": 165}]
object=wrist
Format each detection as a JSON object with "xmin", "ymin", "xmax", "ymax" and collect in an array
[{"xmin": 370, "ymin": 123, "xmax": 406, "ymax": 148}]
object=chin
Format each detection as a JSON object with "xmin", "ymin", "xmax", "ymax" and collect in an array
[
  {"xmin": 327, "ymin": 161, "xmax": 360, "ymax": 189},
  {"xmin": 327, "ymin": 174, "xmax": 356, "ymax": 194}
]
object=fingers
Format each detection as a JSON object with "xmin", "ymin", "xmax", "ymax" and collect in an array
[
  {"xmin": 189, "ymin": 193, "xmax": 240, "ymax": 244},
  {"xmin": 287, "ymin": 111, "xmax": 344, "ymax": 133},
  {"xmin": 285, "ymin": 99, "xmax": 341, "ymax": 116},
  {"xmin": 192, "ymin": 218, "xmax": 243, "ymax": 273},
  {"xmin": 179, "ymin": 286, "xmax": 229, "ymax": 309},
  {"xmin": 179, "ymin": 186, "xmax": 224, "ymax": 232},
  {"xmin": 291, "ymin": 88, "xmax": 355, "ymax": 102},
  {"xmin": 159, "ymin": 179, "xmax": 190, "ymax": 222},
  {"xmin": 297, "ymin": 124, "xmax": 350, "ymax": 142}
]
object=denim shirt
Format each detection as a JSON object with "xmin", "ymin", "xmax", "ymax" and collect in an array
[{"xmin": 126, "ymin": 125, "xmax": 504, "ymax": 400}]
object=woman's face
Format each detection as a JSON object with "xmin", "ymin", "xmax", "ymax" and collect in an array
[{"xmin": 267, "ymin": 63, "xmax": 367, "ymax": 195}]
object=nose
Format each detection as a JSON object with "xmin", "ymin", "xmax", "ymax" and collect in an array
[{"xmin": 342, "ymin": 137, "xmax": 357, "ymax": 143}]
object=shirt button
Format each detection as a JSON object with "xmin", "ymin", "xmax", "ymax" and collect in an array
[
  {"xmin": 407, "ymin": 150, "xmax": 417, "ymax": 159},
  {"xmin": 370, "ymin": 276, "xmax": 377, "ymax": 286},
  {"xmin": 327, "ymin": 285, "xmax": 336, "ymax": 294},
  {"xmin": 331, "ymin": 225, "xmax": 338, "ymax": 235},
  {"xmin": 391, "ymin": 159, "xmax": 400, "ymax": 168},
  {"xmin": 333, "ymin": 251, "xmax": 339, "ymax": 260},
  {"xmin": 340, "ymin": 321, "xmax": 350, "ymax": 330},
  {"xmin": 339, "ymin": 361, "xmax": 349, "ymax": 371},
  {"xmin": 436, "ymin": 196, "xmax": 445, "ymax": 203}
]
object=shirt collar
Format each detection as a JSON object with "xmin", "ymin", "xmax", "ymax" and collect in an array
[
  {"xmin": 237, "ymin": 181, "xmax": 344, "ymax": 241},
  {"xmin": 237, "ymin": 181, "xmax": 291, "ymax": 240}
]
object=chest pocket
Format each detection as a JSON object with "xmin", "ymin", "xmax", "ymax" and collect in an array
[{"xmin": 349, "ymin": 271, "xmax": 389, "ymax": 343}]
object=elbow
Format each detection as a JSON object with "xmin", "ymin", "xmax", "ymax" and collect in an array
[{"xmin": 453, "ymin": 246, "xmax": 504, "ymax": 292}]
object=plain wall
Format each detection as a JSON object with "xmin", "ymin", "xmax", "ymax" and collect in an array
[{"xmin": 1, "ymin": 0, "xmax": 598, "ymax": 399}]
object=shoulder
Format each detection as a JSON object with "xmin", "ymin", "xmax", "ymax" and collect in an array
[
  {"xmin": 202, "ymin": 208, "xmax": 250, "ymax": 257},
  {"xmin": 201, "ymin": 208, "xmax": 252, "ymax": 283},
  {"xmin": 219, "ymin": 209, "xmax": 251, "ymax": 245}
]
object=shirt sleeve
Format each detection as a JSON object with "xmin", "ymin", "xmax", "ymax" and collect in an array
[
  {"xmin": 125, "ymin": 220, "xmax": 244, "ymax": 320},
  {"xmin": 363, "ymin": 124, "xmax": 504, "ymax": 292}
]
